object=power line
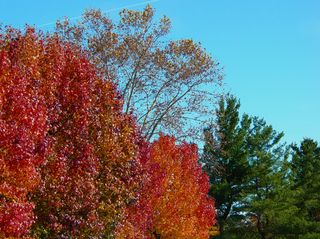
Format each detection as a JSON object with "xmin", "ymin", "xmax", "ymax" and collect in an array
[{"xmin": 39, "ymin": 0, "xmax": 160, "ymax": 28}]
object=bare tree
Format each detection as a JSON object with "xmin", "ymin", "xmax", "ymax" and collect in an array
[{"xmin": 56, "ymin": 5, "xmax": 223, "ymax": 142}]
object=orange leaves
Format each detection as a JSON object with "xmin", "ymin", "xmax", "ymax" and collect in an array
[
  {"xmin": 116, "ymin": 136, "xmax": 216, "ymax": 238},
  {"xmin": 115, "ymin": 140, "xmax": 164, "ymax": 238},
  {"xmin": 209, "ymin": 225, "xmax": 220, "ymax": 237},
  {"xmin": 56, "ymin": 5, "xmax": 222, "ymax": 142},
  {"xmin": 0, "ymin": 26, "xmax": 216, "ymax": 238},
  {"xmin": 0, "ymin": 27, "xmax": 141, "ymax": 238},
  {"xmin": 150, "ymin": 136, "xmax": 216, "ymax": 238}
]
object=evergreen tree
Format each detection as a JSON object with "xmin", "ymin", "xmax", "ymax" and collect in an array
[
  {"xmin": 203, "ymin": 96, "xmax": 292, "ymax": 239},
  {"xmin": 289, "ymin": 139, "xmax": 320, "ymax": 238},
  {"xmin": 202, "ymin": 95, "xmax": 251, "ymax": 236},
  {"xmin": 241, "ymin": 117, "xmax": 289, "ymax": 239},
  {"xmin": 203, "ymin": 95, "xmax": 320, "ymax": 239}
]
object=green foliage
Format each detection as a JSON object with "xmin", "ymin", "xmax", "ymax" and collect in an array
[
  {"xmin": 241, "ymin": 117, "xmax": 290, "ymax": 239},
  {"xmin": 288, "ymin": 139, "xmax": 320, "ymax": 237},
  {"xmin": 202, "ymin": 95, "xmax": 251, "ymax": 235},
  {"xmin": 204, "ymin": 95, "xmax": 320, "ymax": 239}
]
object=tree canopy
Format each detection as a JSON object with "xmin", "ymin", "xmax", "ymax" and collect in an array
[
  {"xmin": 0, "ymin": 26, "xmax": 216, "ymax": 239},
  {"xmin": 55, "ymin": 5, "xmax": 222, "ymax": 141}
]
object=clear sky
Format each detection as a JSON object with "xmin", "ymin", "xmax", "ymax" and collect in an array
[{"xmin": 1, "ymin": 0, "xmax": 319, "ymax": 145}]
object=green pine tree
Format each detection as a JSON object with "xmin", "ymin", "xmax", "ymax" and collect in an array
[
  {"xmin": 241, "ymin": 117, "xmax": 290, "ymax": 239},
  {"xmin": 289, "ymin": 139, "xmax": 320, "ymax": 238},
  {"xmin": 202, "ymin": 95, "xmax": 251, "ymax": 237},
  {"xmin": 203, "ymin": 95, "xmax": 320, "ymax": 239}
]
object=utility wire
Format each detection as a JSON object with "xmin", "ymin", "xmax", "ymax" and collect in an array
[{"xmin": 39, "ymin": 0, "xmax": 160, "ymax": 28}]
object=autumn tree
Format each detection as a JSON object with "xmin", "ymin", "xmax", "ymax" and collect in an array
[
  {"xmin": 0, "ymin": 26, "xmax": 144, "ymax": 238},
  {"xmin": 30, "ymin": 34, "xmax": 143, "ymax": 238},
  {"xmin": 115, "ymin": 135, "xmax": 216, "ymax": 238},
  {"xmin": 55, "ymin": 5, "xmax": 222, "ymax": 141},
  {"xmin": 29, "ymin": 33, "xmax": 105, "ymax": 238},
  {"xmin": 0, "ymin": 19, "xmax": 218, "ymax": 238},
  {"xmin": 151, "ymin": 135, "xmax": 216, "ymax": 238},
  {"xmin": 115, "ymin": 140, "xmax": 165, "ymax": 239}
]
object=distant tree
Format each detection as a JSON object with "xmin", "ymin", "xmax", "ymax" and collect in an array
[
  {"xmin": 55, "ymin": 5, "xmax": 222, "ymax": 141},
  {"xmin": 202, "ymin": 95, "xmax": 251, "ymax": 236}
]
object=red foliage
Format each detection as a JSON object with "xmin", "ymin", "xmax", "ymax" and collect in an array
[
  {"xmin": 0, "ymin": 28, "xmax": 49, "ymax": 238},
  {"xmin": 31, "ymin": 35, "xmax": 103, "ymax": 238},
  {"xmin": 116, "ymin": 135, "xmax": 216, "ymax": 238},
  {"xmin": 0, "ymin": 27, "xmax": 216, "ymax": 238},
  {"xmin": 30, "ymin": 33, "xmax": 142, "ymax": 237},
  {"xmin": 115, "ymin": 139, "xmax": 165, "ymax": 238},
  {"xmin": 0, "ymin": 27, "xmax": 142, "ymax": 238},
  {"xmin": 150, "ymin": 135, "xmax": 216, "ymax": 238}
]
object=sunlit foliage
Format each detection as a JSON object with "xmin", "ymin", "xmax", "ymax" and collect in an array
[
  {"xmin": 116, "ymin": 136, "xmax": 216, "ymax": 238},
  {"xmin": 0, "ymin": 27, "xmax": 216, "ymax": 238},
  {"xmin": 56, "ymin": 5, "xmax": 222, "ymax": 142}
]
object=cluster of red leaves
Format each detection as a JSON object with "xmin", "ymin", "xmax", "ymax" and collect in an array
[
  {"xmin": 115, "ymin": 140, "xmax": 165, "ymax": 238},
  {"xmin": 116, "ymin": 136, "xmax": 216, "ymax": 239},
  {"xmin": 0, "ymin": 27, "xmax": 142, "ymax": 238},
  {"xmin": 0, "ymin": 28, "xmax": 49, "ymax": 238},
  {"xmin": 0, "ymin": 27, "xmax": 216, "ymax": 238}
]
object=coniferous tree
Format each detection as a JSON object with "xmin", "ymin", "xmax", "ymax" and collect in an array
[
  {"xmin": 202, "ymin": 95, "xmax": 251, "ymax": 236},
  {"xmin": 203, "ymin": 96, "xmax": 295, "ymax": 239},
  {"xmin": 289, "ymin": 139, "xmax": 320, "ymax": 238},
  {"xmin": 241, "ymin": 117, "xmax": 289, "ymax": 239}
]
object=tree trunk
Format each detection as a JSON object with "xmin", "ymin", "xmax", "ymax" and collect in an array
[
  {"xmin": 257, "ymin": 215, "xmax": 266, "ymax": 239},
  {"xmin": 153, "ymin": 231, "xmax": 161, "ymax": 239},
  {"xmin": 219, "ymin": 201, "xmax": 233, "ymax": 236}
]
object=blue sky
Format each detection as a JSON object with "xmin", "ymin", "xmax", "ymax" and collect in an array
[{"xmin": 1, "ymin": 0, "xmax": 319, "ymax": 144}]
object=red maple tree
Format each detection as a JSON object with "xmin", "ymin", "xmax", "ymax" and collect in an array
[
  {"xmin": 0, "ymin": 27, "xmax": 216, "ymax": 238},
  {"xmin": 116, "ymin": 135, "xmax": 216, "ymax": 238},
  {"xmin": 0, "ymin": 27, "xmax": 143, "ymax": 238},
  {"xmin": 150, "ymin": 135, "xmax": 216, "ymax": 238}
]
